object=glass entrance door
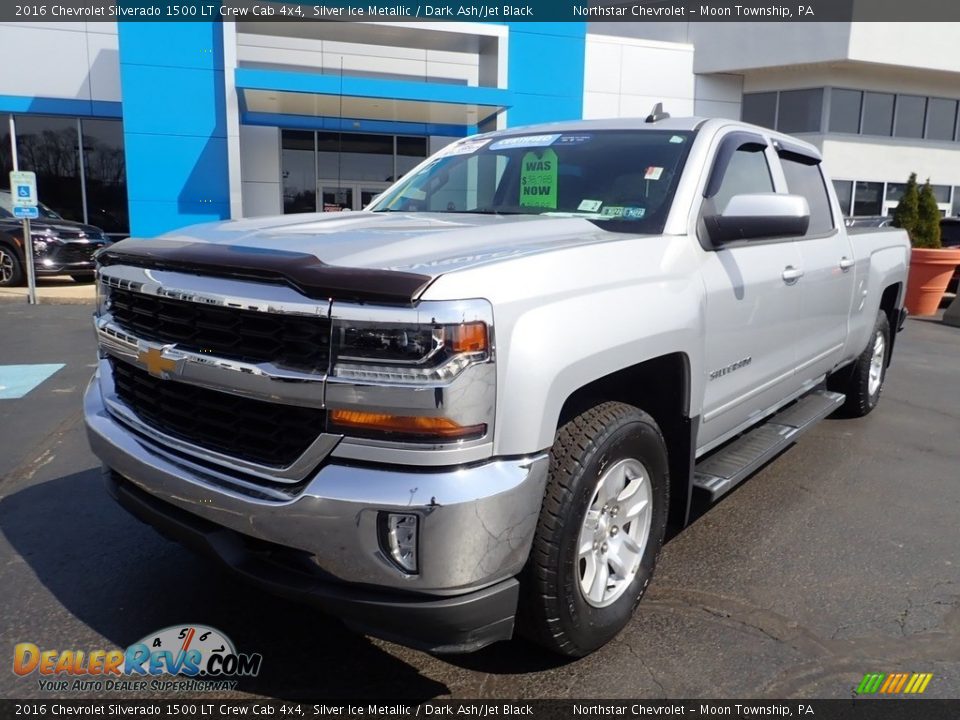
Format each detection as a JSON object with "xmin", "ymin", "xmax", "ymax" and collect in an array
[{"xmin": 318, "ymin": 181, "xmax": 390, "ymax": 212}]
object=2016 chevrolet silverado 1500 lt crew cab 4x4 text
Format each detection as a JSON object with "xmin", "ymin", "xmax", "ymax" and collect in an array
[{"xmin": 84, "ymin": 117, "xmax": 910, "ymax": 657}]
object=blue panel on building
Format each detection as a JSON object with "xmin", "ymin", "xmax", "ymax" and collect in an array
[
  {"xmin": 124, "ymin": 134, "xmax": 229, "ymax": 204},
  {"xmin": 115, "ymin": 20, "xmax": 224, "ymax": 71},
  {"xmin": 505, "ymin": 23, "xmax": 586, "ymax": 128},
  {"xmin": 118, "ymin": 21, "xmax": 229, "ymax": 237},
  {"xmin": 120, "ymin": 65, "xmax": 226, "ymax": 138}
]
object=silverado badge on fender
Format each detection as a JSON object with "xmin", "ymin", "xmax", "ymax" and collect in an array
[{"xmin": 709, "ymin": 356, "xmax": 753, "ymax": 381}]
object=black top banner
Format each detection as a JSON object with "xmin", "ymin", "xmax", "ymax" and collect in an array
[
  {"xmin": 2, "ymin": 699, "xmax": 960, "ymax": 720},
  {"xmin": 6, "ymin": 0, "xmax": 960, "ymax": 22}
]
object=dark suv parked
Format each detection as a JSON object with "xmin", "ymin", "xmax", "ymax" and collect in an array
[
  {"xmin": 0, "ymin": 189, "xmax": 112, "ymax": 287},
  {"xmin": 941, "ymin": 218, "xmax": 960, "ymax": 295}
]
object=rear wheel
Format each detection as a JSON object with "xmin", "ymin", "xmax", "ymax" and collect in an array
[
  {"xmin": 0, "ymin": 245, "xmax": 25, "ymax": 287},
  {"xmin": 519, "ymin": 401, "xmax": 669, "ymax": 656},
  {"xmin": 829, "ymin": 310, "xmax": 890, "ymax": 417}
]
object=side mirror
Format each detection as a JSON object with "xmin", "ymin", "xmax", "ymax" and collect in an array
[{"xmin": 705, "ymin": 193, "xmax": 810, "ymax": 244}]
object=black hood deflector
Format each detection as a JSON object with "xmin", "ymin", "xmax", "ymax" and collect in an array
[{"xmin": 97, "ymin": 239, "xmax": 434, "ymax": 305}]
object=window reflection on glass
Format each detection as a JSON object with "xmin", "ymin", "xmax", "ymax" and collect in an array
[
  {"xmin": 741, "ymin": 92, "xmax": 777, "ymax": 129},
  {"xmin": 396, "ymin": 136, "xmax": 427, "ymax": 180},
  {"xmin": 832, "ymin": 180, "xmax": 853, "ymax": 216},
  {"xmin": 853, "ymin": 181, "xmax": 883, "ymax": 216},
  {"xmin": 321, "ymin": 185, "xmax": 353, "ymax": 212},
  {"xmin": 15, "ymin": 115, "xmax": 84, "ymax": 222},
  {"xmin": 931, "ymin": 184, "xmax": 951, "ymax": 204},
  {"xmin": 82, "ymin": 118, "xmax": 129, "ymax": 235},
  {"xmin": 925, "ymin": 98, "xmax": 957, "ymax": 141},
  {"xmin": 894, "ymin": 95, "xmax": 926, "ymax": 139},
  {"xmin": 861, "ymin": 93, "xmax": 894, "ymax": 137},
  {"xmin": 776, "ymin": 89, "xmax": 823, "ymax": 134},
  {"xmin": 0, "ymin": 114, "xmax": 11, "ymax": 182},
  {"xmin": 829, "ymin": 90, "xmax": 862, "ymax": 134},
  {"xmin": 317, "ymin": 132, "xmax": 392, "ymax": 182},
  {"xmin": 281, "ymin": 130, "xmax": 316, "ymax": 214},
  {"xmin": 953, "ymin": 188, "xmax": 960, "ymax": 217}
]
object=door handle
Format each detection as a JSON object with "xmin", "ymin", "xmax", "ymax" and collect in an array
[
  {"xmin": 839, "ymin": 257, "xmax": 855, "ymax": 271},
  {"xmin": 781, "ymin": 266, "xmax": 804, "ymax": 284}
]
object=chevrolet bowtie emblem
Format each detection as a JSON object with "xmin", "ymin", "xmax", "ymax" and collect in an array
[{"xmin": 137, "ymin": 345, "xmax": 179, "ymax": 378}]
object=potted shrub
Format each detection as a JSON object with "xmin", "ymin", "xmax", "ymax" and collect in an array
[{"xmin": 895, "ymin": 174, "xmax": 960, "ymax": 316}]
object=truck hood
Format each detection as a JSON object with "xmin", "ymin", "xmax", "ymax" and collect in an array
[{"xmin": 98, "ymin": 211, "xmax": 622, "ymax": 303}]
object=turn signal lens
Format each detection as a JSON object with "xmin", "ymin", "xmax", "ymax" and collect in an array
[
  {"xmin": 330, "ymin": 409, "xmax": 486, "ymax": 441},
  {"xmin": 450, "ymin": 322, "xmax": 488, "ymax": 353}
]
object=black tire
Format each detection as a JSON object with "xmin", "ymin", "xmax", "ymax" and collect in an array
[
  {"xmin": 0, "ymin": 244, "xmax": 25, "ymax": 287},
  {"xmin": 519, "ymin": 401, "xmax": 669, "ymax": 657},
  {"xmin": 829, "ymin": 310, "xmax": 890, "ymax": 417},
  {"xmin": 71, "ymin": 273, "xmax": 96, "ymax": 283}
]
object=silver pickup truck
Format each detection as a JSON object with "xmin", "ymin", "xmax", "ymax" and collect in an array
[{"xmin": 84, "ymin": 117, "xmax": 909, "ymax": 657}]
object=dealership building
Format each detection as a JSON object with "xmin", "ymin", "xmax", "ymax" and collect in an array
[{"xmin": 2, "ymin": 18, "xmax": 960, "ymax": 238}]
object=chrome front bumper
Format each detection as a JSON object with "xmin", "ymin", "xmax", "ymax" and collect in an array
[{"xmin": 84, "ymin": 373, "xmax": 549, "ymax": 596}]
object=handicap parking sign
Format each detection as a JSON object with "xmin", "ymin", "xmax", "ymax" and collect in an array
[{"xmin": 9, "ymin": 171, "xmax": 37, "ymax": 208}]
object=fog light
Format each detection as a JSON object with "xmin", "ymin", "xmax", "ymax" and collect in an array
[{"xmin": 379, "ymin": 513, "xmax": 418, "ymax": 574}]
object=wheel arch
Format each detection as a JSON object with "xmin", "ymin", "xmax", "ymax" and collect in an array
[{"xmin": 556, "ymin": 352, "xmax": 696, "ymax": 534}]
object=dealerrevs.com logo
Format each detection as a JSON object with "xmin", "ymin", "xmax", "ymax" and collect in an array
[{"xmin": 13, "ymin": 624, "xmax": 262, "ymax": 693}]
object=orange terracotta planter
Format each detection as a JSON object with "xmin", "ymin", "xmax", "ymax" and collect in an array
[{"xmin": 905, "ymin": 247, "xmax": 960, "ymax": 316}]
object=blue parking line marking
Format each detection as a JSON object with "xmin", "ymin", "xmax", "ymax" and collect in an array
[{"xmin": 0, "ymin": 364, "xmax": 66, "ymax": 399}]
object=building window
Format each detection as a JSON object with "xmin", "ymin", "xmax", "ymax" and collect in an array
[
  {"xmin": 82, "ymin": 119, "xmax": 129, "ymax": 236},
  {"xmin": 15, "ymin": 115, "xmax": 84, "ymax": 224},
  {"xmin": 780, "ymin": 155, "xmax": 833, "ymax": 234},
  {"xmin": 281, "ymin": 130, "xmax": 317, "ymax": 214},
  {"xmin": 925, "ymin": 98, "xmax": 958, "ymax": 141},
  {"xmin": 742, "ymin": 92, "xmax": 777, "ymax": 129},
  {"xmin": 282, "ymin": 130, "xmax": 429, "ymax": 214},
  {"xmin": 931, "ymin": 184, "xmax": 951, "ymax": 204},
  {"xmin": 861, "ymin": 93, "xmax": 895, "ymax": 137},
  {"xmin": 894, "ymin": 95, "xmax": 927, "ymax": 139},
  {"xmin": 776, "ymin": 89, "xmax": 823, "ymax": 134},
  {"xmin": 833, "ymin": 180, "xmax": 853, "ymax": 216},
  {"xmin": 853, "ymin": 181, "xmax": 884, "ymax": 216},
  {"xmin": 829, "ymin": 90, "xmax": 862, "ymax": 134},
  {"xmin": 396, "ymin": 136, "xmax": 429, "ymax": 179},
  {"xmin": 4, "ymin": 114, "xmax": 129, "ymax": 237}
]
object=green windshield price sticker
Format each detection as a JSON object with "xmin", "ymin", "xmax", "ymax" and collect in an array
[{"xmin": 520, "ymin": 149, "xmax": 558, "ymax": 208}]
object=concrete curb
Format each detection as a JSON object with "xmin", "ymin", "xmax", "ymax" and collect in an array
[
  {"xmin": 0, "ymin": 293, "xmax": 95, "ymax": 305},
  {"xmin": 0, "ymin": 283, "xmax": 96, "ymax": 306}
]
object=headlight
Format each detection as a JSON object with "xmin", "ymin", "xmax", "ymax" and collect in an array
[
  {"xmin": 30, "ymin": 233, "xmax": 56, "ymax": 254},
  {"xmin": 327, "ymin": 299, "xmax": 495, "ymax": 446},
  {"xmin": 95, "ymin": 274, "xmax": 110, "ymax": 316},
  {"xmin": 331, "ymin": 319, "xmax": 489, "ymax": 384}
]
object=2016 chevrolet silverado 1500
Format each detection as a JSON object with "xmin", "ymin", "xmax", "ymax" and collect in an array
[{"xmin": 84, "ymin": 117, "xmax": 910, "ymax": 657}]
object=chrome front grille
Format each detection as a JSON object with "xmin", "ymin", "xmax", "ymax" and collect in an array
[
  {"xmin": 108, "ymin": 286, "xmax": 332, "ymax": 372},
  {"xmin": 110, "ymin": 358, "xmax": 326, "ymax": 468}
]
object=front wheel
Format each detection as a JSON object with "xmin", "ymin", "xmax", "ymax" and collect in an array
[
  {"xmin": 519, "ymin": 401, "xmax": 669, "ymax": 657},
  {"xmin": 829, "ymin": 309, "xmax": 890, "ymax": 417},
  {"xmin": 0, "ymin": 245, "xmax": 25, "ymax": 287}
]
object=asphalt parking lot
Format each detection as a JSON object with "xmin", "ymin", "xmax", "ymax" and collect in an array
[{"xmin": 1, "ymin": 303, "xmax": 958, "ymax": 701}]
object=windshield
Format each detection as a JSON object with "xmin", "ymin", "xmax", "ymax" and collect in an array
[
  {"xmin": 0, "ymin": 190, "xmax": 62, "ymax": 220},
  {"xmin": 369, "ymin": 130, "xmax": 694, "ymax": 233}
]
